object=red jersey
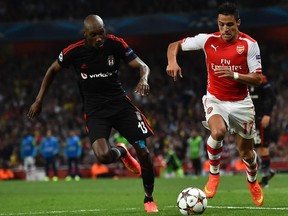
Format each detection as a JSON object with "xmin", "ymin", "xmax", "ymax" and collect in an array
[{"xmin": 181, "ymin": 32, "xmax": 262, "ymax": 101}]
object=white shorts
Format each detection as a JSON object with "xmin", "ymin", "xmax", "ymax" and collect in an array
[
  {"xmin": 24, "ymin": 156, "xmax": 36, "ymax": 171},
  {"xmin": 202, "ymin": 92, "xmax": 256, "ymax": 139}
]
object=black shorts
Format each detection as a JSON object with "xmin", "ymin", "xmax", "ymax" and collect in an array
[
  {"xmin": 254, "ymin": 119, "xmax": 271, "ymax": 148},
  {"xmin": 85, "ymin": 96, "xmax": 154, "ymax": 144}
]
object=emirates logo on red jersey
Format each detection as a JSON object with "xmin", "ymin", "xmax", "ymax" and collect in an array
[{"xmin": 236, "ymin": 45, "xmax": 245, "ymax": 54}]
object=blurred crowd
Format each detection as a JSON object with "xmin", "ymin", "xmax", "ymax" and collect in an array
[
  {"xmin": 1, "ymin": 0, "xmax": 287, "ymax": 23},
  {"xmin": 1, "ymin": 0, "xmax": 288, "ymax": 178},
  {"xmin": 0, "ymin": 33, "xmax": 288, "ymax": 180}
]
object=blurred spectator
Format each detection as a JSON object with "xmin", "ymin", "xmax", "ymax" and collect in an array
[
  {"xmin": 186, "ymin": 129, "xmax": 204, "ymax": 176},
  {"xmin": 39, "ymin": 129, "xmax": 60, "ymax": 181},
  {"xmin": 20, "ymin": 133, "xmax": 37, "ymax": 181},
  {"xmin": 64, "ymin": 130, "xmax": 82, "ymax": 181},
  {"xmin": 163, "ymin": 140, "xmax": 184, "ymax": 178}
]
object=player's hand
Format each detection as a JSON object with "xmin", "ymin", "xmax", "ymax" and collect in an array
[
  {"xmin": 214, "ymin": 66, "xmax": 234, "ymax": 79},
  {"xmin": 166, "ymin": 63, "xmax": 183, "ymax": 81},
  {"xmin": 135, "ymin": 78, "xmax": 150, "ymax": 96},
  {"xmin": 27, "ymin": 100, "xmax": 42, "ymax": 119}
]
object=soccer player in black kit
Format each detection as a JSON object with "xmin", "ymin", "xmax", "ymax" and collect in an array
[
  {"xmin": 27, "ymin": 15, "xmax": 158, "ymax": 213},
  {"xmin": 250, "ymin": 75, "xmax": 276, "ymax": 188}
]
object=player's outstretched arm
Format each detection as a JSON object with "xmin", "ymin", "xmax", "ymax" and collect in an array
[
  {"xmin": 27, "ymin": 60, "xmax": 62, "ymax": 119},
  {"xmin": 166, "ymin": 40, "xmax": 183, "ymax": 81},
  {"xmin": 128, "ymin": 57, "xmax": 150, "ymax": 96}
]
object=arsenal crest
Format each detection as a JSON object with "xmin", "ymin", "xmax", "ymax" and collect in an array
[
  {"xmin": 107, "ymin": 55, "xmax": 114, "ymax": 66},
  {"xmin": 236, "ymin": 45, "xmax": 245, "ymax": 54}
]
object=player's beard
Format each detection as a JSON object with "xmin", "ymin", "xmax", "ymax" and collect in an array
[
  {"xmin": 222, "ymin": 33, "xmax": 232, "ymax": 41},
  {"xmin": 94, "ymin": 40, "xmax": 104, "ymax": 49},
  {"xmin": 222, "ymin": 31, "xmax": 238, "ymax": 42},
  {"xmin": 87, "ymin": 38, "xmax": 104, "ymax": 49}
]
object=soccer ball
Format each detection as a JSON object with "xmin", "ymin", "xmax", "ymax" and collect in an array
[{"xmin": 177, "ymin": 187, "xmax": 207, "ymax": 215}]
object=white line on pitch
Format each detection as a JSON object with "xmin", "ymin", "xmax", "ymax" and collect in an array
[
  {"xmin": 208, "ymin": 205, "xmax": 288, "ymax": 211},
  {"xmin": 1, "ymin": 206, "xmax": 287, "ymax": 215},
  {"xmin": 0, "ymin": 208, "xmax": 140, "ymax": 216},
  {"xmin": 166, "ymin": 205, "xmax": 288, "ymax": 211}
]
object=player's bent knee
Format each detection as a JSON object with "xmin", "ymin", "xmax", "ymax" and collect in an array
[{"xmin": 210, "ymin": 128, "xmax": 226, "ymax": 140}]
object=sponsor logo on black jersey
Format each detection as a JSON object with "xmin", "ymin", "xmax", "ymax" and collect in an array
[
  {"xmin": 81, "ymin": 73, "xmax": 88, "ymax": 79},
  {"xmin": 107, "ymin": 55, "xmax": 114, "ymax": 66},
  {"xmin": 80, "ymin": 70, "xmax": 118, "ymax": 79}
]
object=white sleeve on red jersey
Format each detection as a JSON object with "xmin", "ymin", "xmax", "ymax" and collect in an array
[
  {"xmin": 180, "ymin": 33, "xmax": 210, "ymax": 51},
  {"xmin": 245, "ymin": 40, "xmax": 262, "ymax": 73}
]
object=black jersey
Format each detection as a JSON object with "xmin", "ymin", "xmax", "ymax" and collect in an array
[
  {"xmin": 249, "ymin": 76, "xmax": 276, "ymax": 120},
  {"xmin": 57, "ymin": 34, "xmax": 137, "ymax": 116},
  {"xmin": 250, "ymin": 76, "xmax": 276, "ymax": 146}
]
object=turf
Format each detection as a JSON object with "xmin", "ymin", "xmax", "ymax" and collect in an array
[{"xmin": 0, "ymin": 174, "xmax": 287, "ymax": 216}]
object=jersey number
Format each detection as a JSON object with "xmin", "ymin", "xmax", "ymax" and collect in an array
[
  {"xmin": 138, "ymin": 121, "xmax": 148, "ymax": 134},
  {"xmin": 254, "ymin": 129, "xmax": 261, "ymax": 145},
  {"xmin": 243, "ymin": 121, "xmax": 254, "ymax": 135}
]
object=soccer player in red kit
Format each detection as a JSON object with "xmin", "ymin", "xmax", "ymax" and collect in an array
[
  {"xmin": 28, "ymin": 15, "xmax": 158, "ymax": 212},
  {"xmin": 166, "ymin": 2, "xmax": 264, "ymax": 206}
]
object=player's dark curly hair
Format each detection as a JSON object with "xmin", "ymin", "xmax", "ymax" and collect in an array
[{"xmin": 217, "ymin": 2, "xmax": 240, "ymax": 21}]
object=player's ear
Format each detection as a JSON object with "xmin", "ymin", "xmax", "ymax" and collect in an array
[
  {"xmin": 237, "ymin": 19, "xmax": 241, "ymax": 27},
  {"xmin": 82, "ymin": 28, "xmax": 86, "ymax": 37}
]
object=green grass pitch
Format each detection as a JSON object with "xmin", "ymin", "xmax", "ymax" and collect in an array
[{"xmin": 0, "ymin": 174, "xmax": 287, "ymax": 215}]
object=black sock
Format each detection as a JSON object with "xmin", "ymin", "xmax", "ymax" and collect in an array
[
  {"xmin": 111, "ymin": 148, "xmax": 121, "ymax": 161},
  {"xmin": 261, "ymin": 155, "xmax": 271, "ymax": 177},
  {"xmin": 142, "ymin": 167, "xmax": 155, "ymax": 203},
  {"xmin": 144, "ymin": 196, "xmax": 154, "ymax": 203},
  {"xmin": 115, "ymin": 146, "xmax": 127, "ymax": 157}
]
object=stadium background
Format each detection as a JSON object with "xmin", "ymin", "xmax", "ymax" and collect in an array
[{"xmin": 0, "ymin": 0, "xmax": 288, "ymax": 179}]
